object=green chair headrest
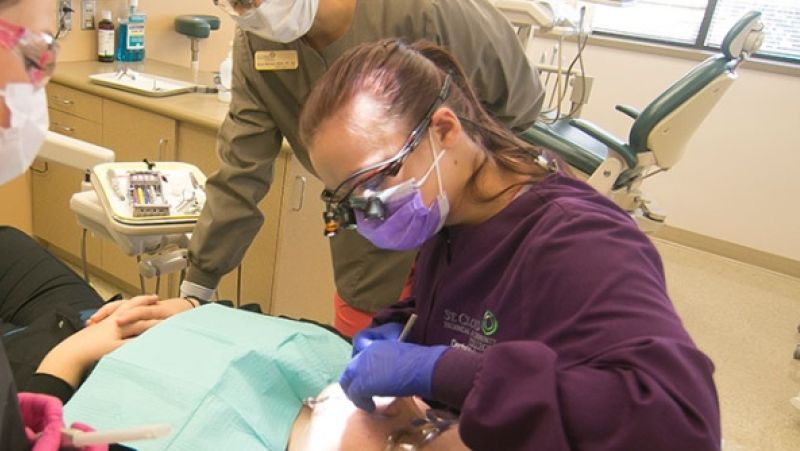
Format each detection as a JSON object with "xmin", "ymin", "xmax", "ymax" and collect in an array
[
  {"xmin": 721, "ymin": 11, "xmax": 763, "ymax": 59},
  {"xmin": 174, "ymin": 15, "xmax": 221, "ymax": 39}
]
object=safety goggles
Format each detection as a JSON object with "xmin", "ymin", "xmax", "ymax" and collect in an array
[
  {"xmin": 0, "ymin": 19, "xmax": 58, "ymax": 89},
  {"xmin": 321, "ymin": 73, "xmax": 452, "ymax": 237},
  {"xmin": 213, "ymin": 0, "xmax": 258, "ymax": 17}
]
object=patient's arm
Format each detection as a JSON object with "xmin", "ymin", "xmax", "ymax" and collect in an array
[
  {"xmin": 289, "ymin": 384, "xmax": 467, "ymax": 451},
  {"xmin": 36, "ymin": 295, "xmax": 163, "ymax": 388}
]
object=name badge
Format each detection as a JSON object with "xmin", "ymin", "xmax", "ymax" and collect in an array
[{"xmin": 254, "ymin": 50, "xmax": 299, "ymax": 71}]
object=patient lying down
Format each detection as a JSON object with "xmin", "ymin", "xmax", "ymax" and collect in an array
[{"xmin": 62, "ymin": 304, "xmax": 465, "ymax": 450}]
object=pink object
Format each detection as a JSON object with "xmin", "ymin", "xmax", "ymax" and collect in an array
[
  {"xmin": 68, "ymin": 422, "xmax": 109, "ymax": 451},
  {"xmin": 18, "ymin": 392, "xmax": 64, "ymax": 451}
]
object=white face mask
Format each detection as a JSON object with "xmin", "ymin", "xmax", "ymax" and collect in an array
[
  {"xmin": 0, "ymin": 84, "xmax": 49, "ymax": 185},
  {"xmin": 235, "ymin": 0, "xmax": 320, "ymax": 43}
]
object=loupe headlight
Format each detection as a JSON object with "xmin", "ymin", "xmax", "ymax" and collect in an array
[{"xmin": 321, "ymin": 194, "xmax": 386, "ymax": 237}]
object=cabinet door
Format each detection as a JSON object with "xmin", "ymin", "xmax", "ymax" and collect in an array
[
  {"xmin": 99, "ymin": 100, "xmax": 176, "ymax": 294},
  {"xmin": 176, "ymin": 123, "xmax": 288, "ymax": 313},
  {"xmin": 32, "ymin": 107, "xmax": 104, "ymax": 266},
  {"xmin": 30, "ymin": 159, "xmax": 103, "ymax": 266},
  {"xmin": 270, "ymin": 155, "xmax": 335, "ymax": 324}
]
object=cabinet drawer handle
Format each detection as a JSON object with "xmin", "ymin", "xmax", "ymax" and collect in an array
[
  {"xmin": 158, "ymin": 138, "xmax": 168, "ymax": 160},
  {"xmin": 53, "ymin": 124, "xmax": 75, "ymax": 134},
  {"xmin": 292, "ymin": 176, "xmax": 306, "ymax": 211},
  {"xmin": 53, "ymin": 96, "xmax": 75, "ymax": 106},
  {"xmin": 30, "ymin": 161, "xmax": 49, "ymax": 175}
]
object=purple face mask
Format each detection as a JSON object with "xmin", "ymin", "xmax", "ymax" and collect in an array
[{"xmin": 355, "ymin": 136, "xmax": 449, "ymax": 251}]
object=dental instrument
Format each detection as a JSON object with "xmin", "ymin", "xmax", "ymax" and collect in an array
[
  {"xmin": 398, "ymin": 314, "xmax": 418, "ymax": 342},
  {"xmin": 306, "ymin": 314, "xmax": 420, "ymax": 410}
]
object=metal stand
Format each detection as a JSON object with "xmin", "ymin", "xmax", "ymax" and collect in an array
[
  {"xmin": 136, "ymin": 255, "xmax": 146, "ymax": 294},
  {"xmin": 236, "ymin": 265, "xmax": 243, "ymax": 307},
  {"xmin": 80, "ymin": 228, "xmax": 90, "ymax": 283}
]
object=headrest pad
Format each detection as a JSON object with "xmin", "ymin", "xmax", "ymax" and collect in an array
[
  {"xmin": 174, "ymin": 15, "xmax": 221, "ymax": 39},
  {"xmin": 721, "ymin": 11, "xmax": 764, "ymax": 60}
]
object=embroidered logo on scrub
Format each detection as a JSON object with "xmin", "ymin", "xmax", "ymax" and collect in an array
[
  {"xmin": 481, "ymin": 310, "xmax": 498, "ymax": 336},
  {"xmin": 443, "ymin": 309, "xmax": 497, "ymax": 352}
]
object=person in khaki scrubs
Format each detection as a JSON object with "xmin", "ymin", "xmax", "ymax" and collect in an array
[{"xmin": 94, "ymin": 0, "xmax": 544, "ymax": 337}]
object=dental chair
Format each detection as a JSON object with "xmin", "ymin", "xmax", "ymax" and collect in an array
[{"xmin": 519, "ymin": 11, "xmax": 765, "ymax": 232}]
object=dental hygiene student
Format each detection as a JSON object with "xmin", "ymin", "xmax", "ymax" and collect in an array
[
  {"xmin": 0, "ymin": 1, "xmax": 169, "ymax": 448},
  {"xmin": 299, "ymin": 39, "xmax": 721, "ymax": 450},
  {"xmin": 117, "ymin": 0, "xmax": 544, "ymax": 337}
]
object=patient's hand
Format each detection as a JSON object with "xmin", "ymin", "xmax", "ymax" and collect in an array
[
  {"xmin": 112, "ymin": 297, "xmax": 195, "ymax": 337},
  {"xmin": 87, "ymin": 295, "xmax": 194, "ymax": 337},
  {"xmin": 86, "ymin": 294, "xmax": 159, "ymax": 326},
  {"xmin": 37, "ymin": 296, "xmax": 158, "ymax": 387}
]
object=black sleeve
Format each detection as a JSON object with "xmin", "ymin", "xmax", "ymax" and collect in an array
[{"xmin": 24, "ymin": 373, "xmax": 75, "ymax": 405}]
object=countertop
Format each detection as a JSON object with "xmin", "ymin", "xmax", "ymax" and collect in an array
[{"xmin": 51, "ymin": 60, "xmax": 230, "ymax": 130}]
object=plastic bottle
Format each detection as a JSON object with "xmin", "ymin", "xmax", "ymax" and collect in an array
[
  {"xmin": 115, "ymin": 0, "xmax": 145, "ymax": 62},
  {"xmin": 97, "ymin": 10, "xmax": 115, "ymax": 63},
  {"xmin": 217, "ymin": 46, "xmax": 233, "ymax": 103}
]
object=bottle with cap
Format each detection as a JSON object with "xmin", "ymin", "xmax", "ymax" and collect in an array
[
  {"xmin": 115, "ymin": 0, "xmax": 146, "ymax": 62},
  {"xmin": 97, "ymin": 10, "xmax": 115, "ymax": 63}
]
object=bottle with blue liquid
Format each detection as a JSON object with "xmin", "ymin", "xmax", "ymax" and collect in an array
[{"xmin": 116, "ymin": 0, "xmax": 146, "ymax": 62}]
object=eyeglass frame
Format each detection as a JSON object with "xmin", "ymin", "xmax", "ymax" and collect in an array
[
  {"xmin": 0, "ymin": 18, "xmax": 59, "ymax": 89},
  {"xmin": 320, "ymin": 72, "xmax": 452, "ymax": 236}
]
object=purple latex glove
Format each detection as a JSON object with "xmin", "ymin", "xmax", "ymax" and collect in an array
[
  {"xmin": 339, "ymin": 340, "xmax": 448, "ymax": 412},
  {"xmin": 18, "ymin": 392, "xmax": 64, "ymax": 451},
  {"xmin": 351, "ymin": 322, "xmax": 405, "ymax": 356}
]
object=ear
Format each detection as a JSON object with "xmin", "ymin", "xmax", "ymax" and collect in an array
[{"xmin": 430, "ymin": 107, "xmax": 461, "ymax": 149}]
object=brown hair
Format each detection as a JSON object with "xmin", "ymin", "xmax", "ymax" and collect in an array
[
  {"xmin": 0, "ymin": 0, "xmax": 20, "ymax": 9},
  {"xmin": 299, "ymin": 38, "xmax": 551, "ymax": 201}
]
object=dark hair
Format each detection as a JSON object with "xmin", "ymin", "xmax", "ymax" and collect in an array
[
  {"xmin": 299, "ymin": 38, "xmax": 551, "ymax": 201},
  {"xmin": 0, "ymin": 0, "xmax": 20, "ymax": 9}
]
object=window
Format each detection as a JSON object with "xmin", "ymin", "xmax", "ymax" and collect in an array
[
  {"xmin": 706, "ymin": 0, "xmax": 800, "ymax": 62},
  {"xmin": 592, "ymin": 0, "xmax": 708, "ymax": 44},
  {"xmin": 589, "ymin": 0, "xmax": 800, "ymax": 64}
]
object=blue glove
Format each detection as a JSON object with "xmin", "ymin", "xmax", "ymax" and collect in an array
[
  {"xmin": 352, "ymin": 322, "xmax": 405, "ymax": 356},
  {"xmin": 339, "ymin": 341, "xmax": 448, "ymax": 412}
]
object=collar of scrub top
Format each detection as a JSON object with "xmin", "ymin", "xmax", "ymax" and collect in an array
[
  {"xmin": 320, "ymin": 72, "xmax": 453, "ymax": 237},
  {"xmin": 213, "ymin": 0, "xmax": 257, "ymax": 17},
  {"xmin": 0, "ymin": 18, "xmax": 58, "ymax": 89}
]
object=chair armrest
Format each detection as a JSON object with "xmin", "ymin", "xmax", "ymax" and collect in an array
[
  {"xmin": 569, "ymin": 119, "xmax": 638, "ymax": 169},
  {"xmin": 615, "ymin": 104, "xmax": 640, "ymax": 120}
]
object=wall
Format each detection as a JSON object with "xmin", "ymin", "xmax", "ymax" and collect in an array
[
  {"xmin": 57, "ymin": 0, "xmax": 235, "ymax": 72},
  {"xmin": 528, "ymin": 37, "xmax": 800, "ymax": 262}
]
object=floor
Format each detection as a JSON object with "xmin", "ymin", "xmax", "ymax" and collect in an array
[
  {"xmin": 652, "ymin": 238, "xmax": 800, "ymax": 451},
  {"xmin": 75, "ymin": 238, "xmax": 800, "ymax": 450}
]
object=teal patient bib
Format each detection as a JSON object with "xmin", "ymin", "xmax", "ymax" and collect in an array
[{"xmin": 64, "ymin": 304, "xmax": 351, "ymax": 450}]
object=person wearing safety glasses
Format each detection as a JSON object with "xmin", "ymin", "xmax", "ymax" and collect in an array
[
  {"xmin": 299, "ymin": 39, "xmax": 721, "ymax": 450},
  {"xmin": 100, "ymin": 0, "xmax": 545, "ymax": 338},
  {"xmin": 0, "ymin": 1, "xmax": 171, "ymax": 449}
]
